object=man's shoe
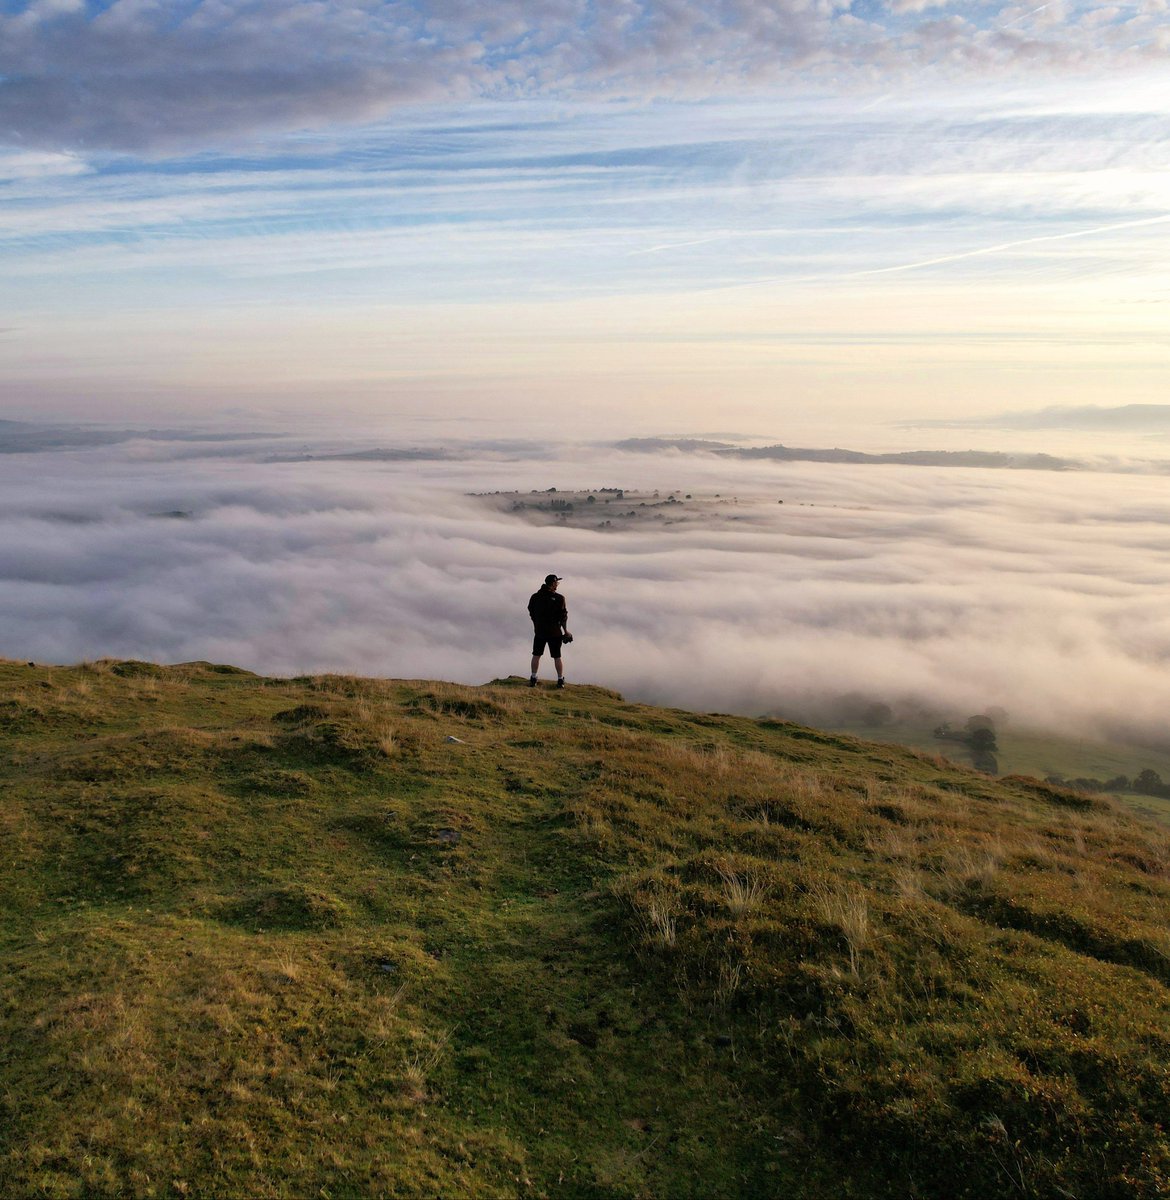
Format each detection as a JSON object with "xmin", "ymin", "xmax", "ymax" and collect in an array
[
  {"xmin": 557, "ymin": 678, "xmax": 566, "ymax": 688},
  {"xmin": 528, "ymin": 676, "xmax": 537, "ymax": 688}
]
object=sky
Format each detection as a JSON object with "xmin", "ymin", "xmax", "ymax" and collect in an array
[{"xmin": 2, "ymin": 0, "xmax": 1169, "ymax": 435}]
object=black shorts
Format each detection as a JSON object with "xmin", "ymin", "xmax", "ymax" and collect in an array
[{"xmin": 533, "ymin": 631, "xmax": 563, "ymax": 657}]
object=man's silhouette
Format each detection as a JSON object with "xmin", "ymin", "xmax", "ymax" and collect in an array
[{"xmin": 528, "ymin": 573, "xmax": 570, "ymax": 688}]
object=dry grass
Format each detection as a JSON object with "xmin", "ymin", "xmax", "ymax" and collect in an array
[
  {"xmin": 399, "ymin": 1027, "xmax": 453, "ymax": 1103},
  {"xmin": 572, "ymin": 804, "xmax": 616, "ymax": 850},
  {"xmin": 946, "ymin": 838, "xmax": 1005, "ymax": 890},
  {"xmin": 578, "ymin": 724, "xmax": 646, "ymax": 754},
  {"xmin": 715, "ymin": 956, "xmax": 745, "ymax": 1006},
  {"xmin": 260, "ymin": 954, "xmax": 303, "ymax": 985},
  {"xmin": 892, "ymin": 866, "xmax": 926, "ymax": 903},
  {"xmin": 79, "ymin": 659, "xmax": 115, "ymax": 675},
  {"xmin": 811, "ymin": 884, "xmax": 872, "ymax": 979},
  {"xmin": 641, "ymin": 891, "xmax": 679, "ymax": 948},
  {"xmin": 659, "ymin": 740, "xmax": 734, "ymax": 777},
  {"xmin": 412, "ymin": 680, "xmax": 519, "ymax": 717},
  {"xmin": 615, "ymin": 874, "xmax": 681, "ymax": 948},
  {"xmin": 376, "ymin": 724, "xmax": 400, "ymax": 758},
  {"xmin": 718, "ymin": 866, "xmax": 766, "ymax": 917},
  {"xmin": 865, "ymin": 825, "xmax": 919, "ymax": 861},
  {"xmin": 655, "ymin": 739, "xmax": 781, "ymax": 783},
  {"xmin": 771, "ymin": 766, "xmax": 831, "ymax": 801}
]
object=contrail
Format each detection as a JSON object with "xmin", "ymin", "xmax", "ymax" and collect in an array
[
  {"xmin": 628, "ymin": 233, "xmax": 737, "ymax": 256},
  {"xmin": 847, "ymin": 213, "xmax": 1170, "ymax": 279},
  {"xmin": 999, "ymin": 1, "xmax": 1057, "ymax": 29},
  {"xmin": 708, "ymin": 212, "xmax": 1170, "ymax": 291}
]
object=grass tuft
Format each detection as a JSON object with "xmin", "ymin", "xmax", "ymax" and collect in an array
[
  {"xmin": 811, "ymin": 883, "xmax": 872, "ymax": 979},
  {"xmin": 717, "ymin": 865, "xmax": 766, "ymax": 916}
]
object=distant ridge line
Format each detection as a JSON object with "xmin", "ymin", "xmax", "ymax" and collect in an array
[{"xmin": 616, "ymin": 437, "xmax": 1081, "ymax": 472}]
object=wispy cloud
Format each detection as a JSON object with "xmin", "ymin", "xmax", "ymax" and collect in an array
[
  {"xmin": 3, "ymin": 9, "xmax": 1167, "ymax": 428},
  {"xmin": 6, "ymin": 102, "xmax": 1169, "ymax": 296}
]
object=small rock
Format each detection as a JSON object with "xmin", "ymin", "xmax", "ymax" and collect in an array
[
  {"xmin": 445, "ymin": 735, "xmax": 465, "ymax": 744},
  {"xmin": 436, "ymin": 828, "xmax": 461, "ymax": 845}
]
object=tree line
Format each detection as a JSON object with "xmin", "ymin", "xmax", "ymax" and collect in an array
[{"xmin": 1045, "ymin": 768, "xmax": 1170, "ymax": 798}]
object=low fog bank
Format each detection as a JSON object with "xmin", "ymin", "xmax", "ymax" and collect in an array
[
  {"xmin": 916, "ymin": 404, "xmax": 1170, "ymax": 434},
  {"xmin": 2, "ymin": 432, "xmax": 1170, "ymax": 749}
]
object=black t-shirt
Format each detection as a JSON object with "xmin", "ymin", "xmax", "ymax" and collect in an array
[{"xmin": 528, "ymin": 587, "xmax": 567, "ymax": 631}]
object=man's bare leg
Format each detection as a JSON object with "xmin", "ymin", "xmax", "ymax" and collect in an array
[{"xmin": 530, "ymin": 654, "xmax": 564, "ymax": 686}]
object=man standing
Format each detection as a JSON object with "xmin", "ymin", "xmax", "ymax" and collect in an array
[{"xmin": 528, "ymin": 573, "xmax": 571, "ymax": 688}]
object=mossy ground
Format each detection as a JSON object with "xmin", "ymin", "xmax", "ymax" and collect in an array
[{"xmin": 2, "ymin": 659, "xmax": 1169, "ymax": 1197}]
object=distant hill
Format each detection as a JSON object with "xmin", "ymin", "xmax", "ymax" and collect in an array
[
  {"xmin": 0, "ymin": 418, "xmax": 266, "ymax": 454},
  {"xmin": 617, "ymin": 437, "xmax": 1081, "ymax": 471},
  {"xmin": 2, "ymin": 660, "xmax": 1169, "ymax": 1197}
]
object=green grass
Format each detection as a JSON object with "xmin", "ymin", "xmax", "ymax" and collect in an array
[
  {"xmin": 3, "ymin": 660, "xmax": 1170, "ymax": 1197},
  {"xmin": 831, "ymin": 716, "xmax": 1170, "ymax": 815}
]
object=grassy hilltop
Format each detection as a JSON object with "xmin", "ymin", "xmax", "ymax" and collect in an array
[{"xmin": 2, "ymin": 661, "xmax": 1170, "ymax": 1198}]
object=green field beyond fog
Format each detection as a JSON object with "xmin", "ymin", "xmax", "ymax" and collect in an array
[
  {"xmin": 828, "ymin": 717, "xmax": 1170, "ymax": 826},
  {"xmin": 3, "ymin": 660, "xmax": 1170, "ymax": 1198}
]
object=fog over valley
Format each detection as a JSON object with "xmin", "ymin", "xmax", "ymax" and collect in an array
[{"xmin": 3, "ymin": 418, "xmax": 1169, "ymax": 753}]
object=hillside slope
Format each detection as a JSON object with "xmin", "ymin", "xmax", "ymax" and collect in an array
[{"xmin": 2, "ymin": 660, "xmax": 1169, "ymax": 1198}]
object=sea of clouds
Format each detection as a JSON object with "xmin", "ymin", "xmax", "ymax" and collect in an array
[{"xmin": 3, "ymin": 425, "xmax": 1170, "ymax": 746}]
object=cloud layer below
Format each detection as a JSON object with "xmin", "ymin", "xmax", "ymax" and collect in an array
[{"xmin": 3, "ymin": 428, "xmax": 1170, "ymax": 748}]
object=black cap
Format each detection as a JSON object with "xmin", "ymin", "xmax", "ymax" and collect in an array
[{"xmin": 544, "ymin": 574, "xmax": 562, "ymax": 585}]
